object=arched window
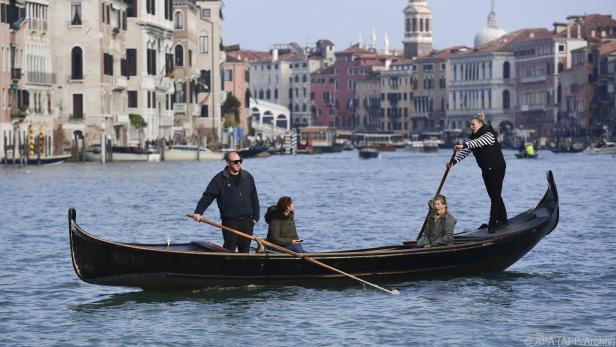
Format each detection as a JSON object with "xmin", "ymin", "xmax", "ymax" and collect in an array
[
  {"xmin": 71, "ymin": 46, "xmax": 83, "ymax": 80},
  {"xmin": 503, "ymin": 90, "xmax": 510, "ymax": 109},
  {"xmin": 302, "ymin": 104, "xmax": 307, "ymax": 112},
  {"xmin": 176, "ymin": 81, "xmax": 185, "ymax": 103},
  {"xmin": 266, "ymin": 89, "xmax": 271, "ymax": 99},
  {"xmin": 174, "ymin": 11, "xmax": 184, "ymax": 30},
  {"xmin": 258, "ymin": 90, "xmax": 264, "ymax": 99},
  {"xmin": 175, "ymin": 45, "xmax": 184, "ymax": 66},
  {"xmin": 503, "ymin": 61, "xmax": 510, "ymax": 79}
]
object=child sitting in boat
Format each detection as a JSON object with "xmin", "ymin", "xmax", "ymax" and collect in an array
[
  {"xmin": 265, "ymin": 196, "xmax": 305, "ymax": 253},
  {"xmin": 417, "ymin": 194, "xmax": 456, "ymax": 248}
]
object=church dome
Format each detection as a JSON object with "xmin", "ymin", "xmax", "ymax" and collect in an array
[
  {"xmin": 474, "ymin": 4, "xmax": 507, "ymax": 48},
  {"xmin": 475, "ymin": 25, "xmax": 507, "ymax": 48}
]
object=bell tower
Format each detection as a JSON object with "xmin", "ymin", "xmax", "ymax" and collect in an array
[{"xmin": 403, "ymin": 0, "xmax": 433, "ymax": 59}]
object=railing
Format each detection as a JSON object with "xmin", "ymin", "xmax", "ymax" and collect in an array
[
  {"xmin": 112, "ymin": 76, "xmax": 127, "ymax": 90},
  {"xmin": 29, "ymin": 18, "xmax": 48, "ymax": 32},
  {"xmin": 521, "ymin": 75, "xmax": 547, "ymax": 83},
  {"xmin": 174, "ymin": 103, "xmax": 187, "ymax": 114},
  {"xmin": 27, "ymin": 72, "xmax": 55, "ymax": 85}
]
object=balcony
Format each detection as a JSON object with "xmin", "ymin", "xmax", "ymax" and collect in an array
[
  {"xmin": 174, "ymin": 103, "xmax": 187, "ymax": 114},
  {"xmin": 192, "ymin": 104, "xmax": 200, "ymax": 116},
  {"xmin": 112, "ymin": 76, "xmax": 127, "ymax": 90},
  {"xmin": 161, "ymin": 112, "xmax": 174, "ymax": 127},
  {"xmin": 29, "ymin": 18, "xmax": 48, "ymax": 32},
  {"xmin": 521, "ymin": 75, "xmax": 547, "ymax": 84},
  {"xmin": 11, "ymin": 68, "xmax": 22, "ymax": 80},
  {"xmin": 27, "ymin": 72, "xmax": 55, "ymax": 85}
]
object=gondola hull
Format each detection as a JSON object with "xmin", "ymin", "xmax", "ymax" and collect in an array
[{"xmin": 69, "ymin": 172, "xmax": 559, "ymax": 291}]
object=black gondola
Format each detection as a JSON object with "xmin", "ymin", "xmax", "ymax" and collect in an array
[
  {"xmin": 69, "ymin": 171, "xmax": 559, "ymax": 291},
  {"xmin": 515, "ymin": 152, "xmax": 539, "ymax": 159}
]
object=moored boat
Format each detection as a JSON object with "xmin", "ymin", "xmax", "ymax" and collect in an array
[
  {"xmin": 1, "ymin": 154, "xmax": 71, "ymax": 165},
  {"xmin": 164, "ymin": 145, "xmax": 224, "ymax": 161},
  {"xmin": 68, "ymin": 171, "xmax": 559, "ymax": 291},
  {"xmin": 585, "ymin": 141, "xmax": 616, "ymax": 155}
]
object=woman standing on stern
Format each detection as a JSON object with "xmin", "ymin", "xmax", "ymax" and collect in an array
[{"xmin": 450, "ymin": 113, "xmax": 507, "ymax": 233}]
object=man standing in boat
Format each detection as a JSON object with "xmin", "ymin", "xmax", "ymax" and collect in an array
[
  {"xmin": 450, "ymin": 113, "xmax": 507, "ymax": 233},
  {"xmin": 193, "ymin": 151, "xmax": 260, "ymax": 252}
]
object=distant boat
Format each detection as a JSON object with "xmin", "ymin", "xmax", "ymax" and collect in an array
[
  {"xmin": 585, "ymin": 141, "xmax": 616, "ymax": 155},
  {"xmin": 85, "ymin": 145, "xmax": 160, "ymax": 162},
  {"xmin": 164, "ymin": 145, "xmax": 224, "ymax": 161},
  {"xmin": 358, "ymin": 147, "xmax": 379, "ymax": 159},
  {"xmin": 515, "ymin": 152, "xmax": 539, "ymax": 159},
  {"xmin": 1, "ymin": 154, "xmax": 70, "ymax": 165},
  {"xmin": 237, "ymin": 145, "xmax": 270, "ymax": 158}
]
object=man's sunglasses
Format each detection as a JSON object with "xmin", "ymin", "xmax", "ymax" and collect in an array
[{"xmin": 228, "ymin": 159, "xmax": 243, "ymax": 164}]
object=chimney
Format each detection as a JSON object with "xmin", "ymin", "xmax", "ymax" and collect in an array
[
  {"xmin": 601, "ymin": 30, "xmax": 607, "ymax": 38},
  {"xmin": 591, "ymin": 30, "xmax": 596, "ymax": 38},
  {"xmin": 577, "ymin": 24, "xmax": 581, "ymax": 39},
  {"xmin": 567, "ymin": 24, "xmax": 571, "ymax": 39},
  {"xmin": 530, "ymin": 32, "xmax": 535, "ymax": 39},
  {"xmin": 553, "ymin": 22, "xmax": 567, "ymax": 34},
  {"xmin": 272, "ymin": 49, "xmax": 278, "ymax": 62}
]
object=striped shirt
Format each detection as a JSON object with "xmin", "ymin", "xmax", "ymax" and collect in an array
[{"xmin": 454, "ymin": 132, "xmax": 496, "ymax": 164}]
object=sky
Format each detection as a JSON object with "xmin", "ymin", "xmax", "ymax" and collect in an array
[{"xmin": 222, "ymin": 0, "xmax": 616, "ymax": 52}]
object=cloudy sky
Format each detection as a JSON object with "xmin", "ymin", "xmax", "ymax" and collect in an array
[{"xmin": 223, "ymin": 0, "xmax": 616, "ymax": 51}]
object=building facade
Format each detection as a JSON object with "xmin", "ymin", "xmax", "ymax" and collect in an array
[{"xmin": 51, "ymin": 0, "xmax": 130, "ymax": 149}]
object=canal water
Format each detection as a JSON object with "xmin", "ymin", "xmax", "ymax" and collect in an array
[{"xmin": 1, "ymin": 150, "xmax": 615, "ymax": 346}]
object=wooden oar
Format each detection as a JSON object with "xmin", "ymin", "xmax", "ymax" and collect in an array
[
  {"xmin": 187, "ymin": 214, "xmax": 400, "ymax": 295},
  {"xmin": 416, "ymin": 150, "xmax": 458, "ymax": 241}
]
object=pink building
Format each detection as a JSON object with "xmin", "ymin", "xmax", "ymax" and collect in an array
[{"xmin": 311, "ymin": 46, "xmax": 390, "ymax": 129}]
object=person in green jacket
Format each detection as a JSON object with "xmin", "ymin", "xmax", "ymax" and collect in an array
[
  {"xmin": 265, "ymin": 196, "xmax": 305, "ymax": 253},
  {"xmin": 417, "ymin": 194, "xmax": 456, "ymax": 248}
]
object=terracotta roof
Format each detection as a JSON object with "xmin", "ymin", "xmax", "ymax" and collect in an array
[
  {"xmin": 556, "ymin": 14, "xmax": 616, "ymax": 39},
  {"xmin": 599, "ymin": 39, "xmax": 616, "ymax": 55},
  {"xmin": 227, "ymin": 50, "xmax": 269, "ymax": 62},
  {"xmin": 313, "ymin": 65, "xmax": 336, "ymax": 75},
  {"xmin": 476, "ymin": 28, "xmax": 552, "ymax": 52}
]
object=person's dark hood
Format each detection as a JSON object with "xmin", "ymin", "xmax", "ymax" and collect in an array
[{"xmin": 265, "ymin": 205, "xmax": 293, "ymax": 224}]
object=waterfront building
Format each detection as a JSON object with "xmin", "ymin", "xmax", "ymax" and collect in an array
[
  {"xmin": 223, "ymin": 45, "xmax": 251, "ymax": 132},
  {"xmin": 447, "ymin": 29, "xmax": 549, "ymax": 146},
  {"xmin": 594, "ymin": 41, "xmax": 616, "ymax": 140},
  {"xmin": 249, "ymin": 40, "xmax": 332, "ymax": 128},
  {"xmin": 171, "ymin": 0, "xmax": 224, "ymax": 146},
  {"xmin": 0, "ymin": 0, "xmax": 26, "ymax": 158},
  {"xmin": 311, "ymin": 46, "xmax": 389, "ymax": 129},
  {"xmin": 511, "ymin": 14, "xmax": 616, "ymax": 144},
  {"xmin": 189, "ymin": 0, "xmax": 224, "ymax": 145},
  {"xmin": 123, "ymin": 0, "xmax": 175, "ymax": 145},
  {"xmin": 402, "ymin": 0, "xmax": 432, "ymax": 59},
  {"xmin": 22, "ymin": 0, "xmax": 54, "ymax": 149},
  {"xmin": 354, "ymin": 72, "xmax": 381, "ymax": 130},
  {"xmin": 381, "ymin": 48, "xmax": 455, "ymax": 134},
  {"xmin": 50, "ymin": 0, "xmax": 130, "ymax": 149}
]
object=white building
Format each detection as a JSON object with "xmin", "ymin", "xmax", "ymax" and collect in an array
[
  {"xmin": 50, "ymin": 0, "xmax": 130, "ymax": 148},
  {"xmin": 125, "ymin": 0, "xmax": 175, "ymax": 145}
]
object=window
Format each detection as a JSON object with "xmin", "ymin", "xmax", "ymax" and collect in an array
[
  {"xmin": 201, "ymin": 8, "xmax": 211, "ymax": 18},
  {"xmin": 165, "ymin": 53, "xmax": 173, "ymax": 75},
  {"xmin": 199, "ymin": 36, "xmax": 209, "ymax": 54},
  {"xmin": 223, "ymin": 69, "xmax": 233, "ymax": 81},
  {"xmin": 72, "ymin": 94, "xmax": 83, "ymax": 118},
  {"xmin": 174, "ymin": 11, "xmax": 183, "ymax": 29},
  {"xmin": 103, "ymin": 53, "xmax": 113, "ymax": 76},
  {"xmin": 200, "ymin": 105, "xmax": 208, "ymax": 117},
  {"xmin": 71, "ymin": 46, "xmax": 83, "ymax": 80},
  {"xmin": 126, "ymin": 49, "xmax": 137, "ymax": 76},
  {"xmin": 147, "ymin": 49, "xmax": 156, "ymax": 75},
  {"xmin": 126, "ymin": 0, "xmax": 136, "ymax": 17},
  {"xmin": 71, "ymin": 3, "xmax": 81, "ymax": 25},
  {"xmin": 188, "ymin": 49, "xmax": 192, "ymax": 66},
  {"xmin": 558, "ymin": 45, "xmax": 564, "ymax": 52},
  {"xmin": 174, "ymin": 45, "xmax": 183, "ymax": 66},
  {"xmin": 165, "ymin": 0, "xmax": 172, "ymax": 21},
  {"xmin": 128, "ymin": 90, "xmax": 138, "ymax": 108},
  {"xmin": 503, "ymin": 90, "xmax": 510, "ymax": 109},
  {"xmin": 146, "ymin": 0, "xmax": 155, "ymax": 15},
  {"xmin": 503, "ymin": 61, "xmax": 510, "ymax": 79}
]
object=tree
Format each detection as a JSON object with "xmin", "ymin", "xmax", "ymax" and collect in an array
[
  {"xmin": 129, "ymin": 113, "xmax": 147, "ymax": 146},
  {"xmin": 221, "ymin": 93, "xmax": 241, "ymax": 122}
]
